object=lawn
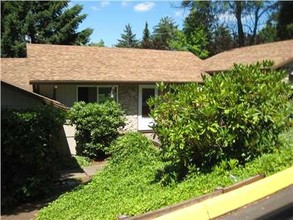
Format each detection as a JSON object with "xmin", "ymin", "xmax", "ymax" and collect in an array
[{"xmin": 36, "ymin": 129, "xmax": 293, "ymax": 220}]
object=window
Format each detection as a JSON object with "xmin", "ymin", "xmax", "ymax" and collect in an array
[{"xmin": 77, "ymin": 86, "xmax": 118, "ymax": 103}]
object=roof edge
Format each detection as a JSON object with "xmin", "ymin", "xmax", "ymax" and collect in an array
[
  {"xmin": 1, "ymin": 80, "xmax": 68, "ymax": 110},
  {"xmin": 29, "ymin": 79, "xmax": 204, "ymax": 84}
]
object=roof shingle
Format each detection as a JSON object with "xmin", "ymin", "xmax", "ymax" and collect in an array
[
  {"xmin": 204, "ymin": 39, "xmax": 293, "ymax": 72},
  {"xmin": 1, "ymin": 44, "xmax": 205, "ymax": 91}
]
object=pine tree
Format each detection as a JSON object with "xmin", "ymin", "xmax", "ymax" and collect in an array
[
  {"xmin": 152, "ymin": 17, "xmax": 178, "ymax": 50},
  {"xmin": 1, "ymin": 1, "xmax": 93, "ymax": 58},
  {"xmin": 277, "ymin": 1, "xmax": 293, "ymax": 40},
  {"xmin": 115, "ymin": 24, "xmax": 139, "ymax": 48},
  {"xmin": 141, "ymin": 22, "xmax": 152, "ymax": 49}
]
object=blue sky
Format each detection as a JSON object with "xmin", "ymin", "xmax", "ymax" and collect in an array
[{"xmin": 71, "ymin": 1, "xmax": 187, "ymax": 47}]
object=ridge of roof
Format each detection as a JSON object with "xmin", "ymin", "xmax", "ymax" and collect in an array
[{"xmin": 204, "ymin": 39, "xmax": 293, "ymax": 72}]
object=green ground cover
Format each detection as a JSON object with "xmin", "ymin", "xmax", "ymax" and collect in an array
[{"xmin": 37, "ymin": 129, "xmax": 293, "ymax": 220}]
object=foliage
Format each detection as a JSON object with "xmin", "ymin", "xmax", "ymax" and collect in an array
[
  {"xmin": 168, "ymin": 29, "xmax": 209, "ymax": 58},
  {"xmin": 115, "ymin": 24, "xmax": 139, "ymax": 48},
  {"xmin": 74, "ymin": 156, "xmax": 92, "ymax": 167},
  {"xmin": 152, "ymin": 16, "xmax": 178, "ymax": 50},
  {"xmin": 276, "ymin": 1, "xmax": 293, "ymax": 40},
  {"xmin": 1, "ymin": 106, "xmax": 66, "ymax": 210},
  {"xmin": 36, "ymin": 129, "xmax": 293, "ymax": 220},
  {"xmin": 68, "ymin": 101, "xmax": 126, "ymax": 159},
  {"xmin": 88, "ymin": 39, "xmax": 105, "ymax": 47},
  {"xmin": 181, "ymin": 1, "xmax": 278, "ymax": 55},
  {"xmin": 149, "ymin": 62, "xmax": 292, "ymax": 180},
  {"xmin": 1, "ymin": 1, "xmax": 93, "ymax": 57},
  {"xmin": 141, "ymin": 22, "xmax": 152, "ymax": 49}
]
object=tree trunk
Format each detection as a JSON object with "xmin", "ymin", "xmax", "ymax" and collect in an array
[{"xmin": 235, "ymin": 1, "xmax": 245, "ymax": 47}]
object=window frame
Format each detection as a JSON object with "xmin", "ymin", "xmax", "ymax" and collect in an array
[{"xmin": 76, "ymin": 85, "xmax": 119, "ymax": 103}]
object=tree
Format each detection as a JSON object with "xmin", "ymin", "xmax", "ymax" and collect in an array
[
  {"xmin": 210, "ymin": 25, "xmax": 234, "ymax": 55},
  {"xmin": 1, "ymin": 1, "xmax": 93, "ymax": 58},
  {"xmin": 168, "ymin": 29, "xmax": 209, "ymax": 58},
  {"xmin": 152, "ymin": 17, "xmax": 178, "ymax": 50},
  {"xmin": 88, "ymin": 39, "xmax": 105, "ymax": 47},
  {"xmin": 181, "ymin": 1, "xmax": 217, "ymax": 55},
  {"xmin": 223, "ymin": 1, "xmax": 277, "ymax": 46},
  {"xmin": 115, "ymin": 24, "xmax": 139, "ymax": 48},
  {"xmin": 276, "ymin": 1, "xmax": 293, "ymax": 40},
  {"xmin": 1, "ymin": 2, "xmax": 29, "ymax": 57},
  {"xmin": 141, "ymin": 22, "xmax": 153, "ymax": 49},
  {"xmin": 180, "ymin": 0, "xmax": 277, "ymax": 55}
]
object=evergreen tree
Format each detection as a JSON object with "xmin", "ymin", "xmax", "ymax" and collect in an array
[
  {"xmin": 152, "ymin": 17, "xmax": 178, "ymax": 50},
  {"xmin": 1, "ymin": 1, "xmax": 93, "ymax": 58},
  {"xmin": 88, "ymin": 39, "xmax": 105, "ymax": 47},
  {"xmin": 141, "ymin": 22, "xmax": 152, "ymax": 49},
  {"xmin": 277, "ymin": 1, "xmax": 293, "ymax": 40},
  {"xmin": 115, "ymin": 24, "xmax": 139, "ymax": 48}
]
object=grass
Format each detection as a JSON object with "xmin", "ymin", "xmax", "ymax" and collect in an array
[
  {"xmin": 74, "ymin": 155, "xmax": 92, "ymax": 167},
  {"xmin": 36, "ymin": 130, "xmax": 293, "ymax": 220}
]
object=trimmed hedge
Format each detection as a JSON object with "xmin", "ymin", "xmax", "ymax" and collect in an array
[
  {"xmin": 68, "ymin": 101, "xmax": 126, "ymax": 159},
  {"xmin": 1, "ymin": 106, "xmax": 65, "ymax": 210}
]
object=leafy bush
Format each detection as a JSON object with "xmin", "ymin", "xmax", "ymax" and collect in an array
[
  {"xmin": 36, "ymin": 130, "xmax": 293, "ymax": 220},
  {"xmin": 149, "ymin": 61, "xmax": 292, "ymax": 180},
  {"xmin": 68, "ymin": 101, "xmax": 126, "ymax": 159},
  {"xmin": 1, "ymin": 106, "xmax": 66, "ymax": 210}
]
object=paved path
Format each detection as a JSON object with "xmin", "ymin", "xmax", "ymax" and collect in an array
[{"xmin": 1, "ymin": 161, "xmax": 107, "ymax": 220}]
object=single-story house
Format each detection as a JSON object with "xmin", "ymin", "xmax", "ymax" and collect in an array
[
  {"xmin": 1, "ymin": 44, "xmax": 205, "ymax": 132},
  {"xmin": 204, "ymin": 39, "xmax": 293, "ymax": 83}
]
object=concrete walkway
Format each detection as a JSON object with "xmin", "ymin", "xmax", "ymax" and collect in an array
[{"xmin": 1, "ymin": 161, "xmax": 107, "ymax": 220}]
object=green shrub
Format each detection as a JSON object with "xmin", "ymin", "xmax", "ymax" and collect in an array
[
  {"xmin": 1, "ymin": 106, "xmax": 66, "ymax": 210},
  {"xmin": 149, "ymin": 61, "xmax": 292, "ymax": 180},
  {"xmin": 68, "ymin": 101, "xmax": 126, "ymax": 159}
]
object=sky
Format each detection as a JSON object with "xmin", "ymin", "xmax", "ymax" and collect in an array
[{"xmin": 71, "ymin": 1, "xmax": 188, "ymax": 47}]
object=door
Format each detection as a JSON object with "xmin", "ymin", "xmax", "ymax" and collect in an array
[{"xmin": 138, "ymin": 85, "xmax": 157, "ymax": 131}]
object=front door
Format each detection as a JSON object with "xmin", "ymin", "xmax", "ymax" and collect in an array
[{"xmin": 138, "ymin": 85, "xmax": 157, "ymax": 131}]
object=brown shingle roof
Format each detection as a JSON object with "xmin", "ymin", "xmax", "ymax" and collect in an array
[
  {"xmin": 1, "ymin": 44, "xmax": 205, "ymax": 88},
  {"xmin": 1, "ymin": 58, "xmax": 32, "ymax": 91},
  {"xmin": 204, "ymin": 40, "xmax": 293, "ymax": 72}
]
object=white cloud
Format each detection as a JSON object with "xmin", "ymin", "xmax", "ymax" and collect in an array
[
  {"xmin": 100, "ymin": 1, "xmax": 110, "ymax": 8},
  {"xmin": 90, "ymin": 6, "xmax": 99, "ymax": 12},
  {"xmin": 134, "ymin": 2, "xmax": 155, "ymax": 12},
  {"xmin": 90, "ymin": 1, "xmax": 110, "ymax": 12},
  {"xmin": 121, "ymin": 0, "xmax": 131, "ymax": 7}
]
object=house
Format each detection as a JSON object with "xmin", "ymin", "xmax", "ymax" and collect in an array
[
  {"xmin": 2, "ymin": 40, "xmax": 292, "ymax": 132},
  {"xmin": 1, "ymin": 44, "xmax": 205, "ymax": 132},
  {"xmin": 204, "ymin": 39, "xmax": 293, "ymax": 83}
]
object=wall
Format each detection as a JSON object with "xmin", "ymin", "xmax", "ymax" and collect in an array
[
  {"xmin": 1, "ymin": 83, "xmax": 43, "ymax": 109},
  {"xmin": 118, "ymin": 84, "xmax": 138, "ymax": 131},
  {"xmin": 56, "ymin": 85, "xmax": 77, "ymax": 107},
  {"xmin": 38, "ymin": 83, "xmax": 142, "ymax": 132}
]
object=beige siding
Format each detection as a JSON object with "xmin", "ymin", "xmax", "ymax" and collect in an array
[
  {"xmin": 56, "ymin": 85, "xmax": 76, "ymax": 107},
  {"xmin": 39, "ymin": 84, "xmax": 54, "ymax": 99},
  {"xmin": 1, "ymin": 84, "xmax": 43, "ymax": 109}
]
